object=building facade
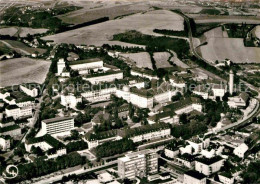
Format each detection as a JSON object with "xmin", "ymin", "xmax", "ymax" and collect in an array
[
  {"xmin": 118, "ymin": 150, "xmax": 158, "ymax": 179},
  {"xmin": 38, "ymin": 117, "xmax": 74, "ymax": 137}
]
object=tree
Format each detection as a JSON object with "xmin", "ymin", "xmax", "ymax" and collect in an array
[
  {"xmin": 180, "ymin": 113, "xmax": 188, "ymax": 124},
  {"xmin": 76, "ymin": 102, "xmax": 85, "ymax": 110},
  {"xmin": 128, "ymin": 103, "xmax": 134, "ymax": 119},
  {"xmin": 171, "ymin": 92, "xmax": 182, "ymax": 102}
]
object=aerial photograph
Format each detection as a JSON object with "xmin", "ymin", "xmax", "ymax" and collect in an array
[{"xmin": 0, "ymin": 0, "xmax": 260, "ymax": 183}]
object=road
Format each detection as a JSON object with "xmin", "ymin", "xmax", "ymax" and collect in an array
[
  {"xmin": 33, "ymin": 160, "xmax": 117, "ymax": 184},
  {"xmin": 21, "ymin": 90, "xmax": 45, "ymax": 143}
]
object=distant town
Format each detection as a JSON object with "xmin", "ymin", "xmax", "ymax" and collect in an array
[{"xmin": 0, "ymin": 0, "xmax": 259, "ymax": 184}]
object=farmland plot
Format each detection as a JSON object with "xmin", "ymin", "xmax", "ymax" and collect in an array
[
  {"xmin": 42, "ymin": 10, "xmax": 184, "ymax": 46},
  {"xmin": 0, "ymin": 27, "xmax": 48, "ymax": 37},
  {"xmin": 0, "ymin": 58, "xmax": 50, "ymax": 87},
  {"xmin": 119, "ymin": 52, "xmax": 153, "ymax": 70},
  {"xmin": 153, "ymin": 52, "xmax": 172, "ymax": 68},
  {"xmin": 200, "ymin": 38, "xmax": 260, "ymax": 63}
]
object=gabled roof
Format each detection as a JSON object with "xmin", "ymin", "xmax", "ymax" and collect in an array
[{"xmin": 239, "ymin": 92, "xmax": 249, "ymax": 102}]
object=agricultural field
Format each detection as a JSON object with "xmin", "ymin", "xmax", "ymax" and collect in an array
[
  {"xmin": 119, "ymin": 52, "xmax": 153, "ymax": 70},
  {"xmin": 0, "ymin": 57, "xmax": 51, "ymax": 87},
  {"xmin": 197, "ymin": 26, "xmax": 260, "ymax": 63},
  {"xmin": 0, "ymin": 40, "xmax": 46, "ymax": 55},
  {"xmin": 199, "ymin": 37, "xmax": 260, "ymax": 63},
  {"xmin": 42, "ymin": 10, "xmax": 184, "ymax": 46},
  {"xmin": 153, "ymin": 52, "xmax": 172, "ymax": 68},
  {"xmin": 0, "ymin": 27, "xmax": 48, "ymax": 37},
  {"xmin": 58, "ymin": 1, "xmax": 151, "ymax": 25},
  {"xmin": 0, "ymin": 42, "xmax": 12, "ymax": 55},
  {"xmin": 253, "ymin": 25, "xmax": 260, "ymax": 39}
]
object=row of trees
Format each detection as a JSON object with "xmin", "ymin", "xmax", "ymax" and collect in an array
[
  {"xmin": 8, "ymin": 152, "xmax": 86, "ymax": 182},
  {"xmin": 95, "ymin": 139, "xmax": 136, "ymax": 159}
]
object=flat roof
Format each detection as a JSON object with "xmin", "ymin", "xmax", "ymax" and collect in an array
[
  {"xmin": 42, "ymin": 116, "xmax": 73, "ymax": 124},
  {"xmin": 69, "ymin": 58, "xmax": 102, "ymax": 65},
  {"xmin": 185, "ymin": 170, "xmax": 206, "ymax": 180},
  {"xmin": 196, "ymin": 156, "xmax": 224, "ymax": 165}
]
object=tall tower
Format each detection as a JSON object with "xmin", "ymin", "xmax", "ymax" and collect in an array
[
  {"xmin": 57, "ymin": 58, "xmax": 65, "ymax": 75},
  {"xmin": 229, "ymin": 70, "xmax": 234, "ymax": 95}
]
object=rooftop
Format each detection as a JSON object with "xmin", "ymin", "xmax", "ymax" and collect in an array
[
  {"xmin": 162, "ymin": 97, "xmax": 201, "ymax": 112},
  {"xmin": 6, "ymin": 104, "xmax": 19, "ymax": 110},
  {"xmin": 196, "ymin": 156, "xmax": 224, "ymax": 165},
  {"xmin": 69, "ymin": 58, "xmax": 102, "ymax": 65},
  {"xmin": 42, "ymin": 116, "xmax": 73, "ymax": 124},
  {"xmin": 118, "ymin": 123, "xmax": 171, "ymax": 138},
  {"xmin": 185, "ymin": 170, "xmax": 206, "ymax": 180}
]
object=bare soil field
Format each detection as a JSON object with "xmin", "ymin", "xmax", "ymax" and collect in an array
[
  {"xmin": 0, "ymin": 27, "xmax": 48, "ymax": 37},
  {"xmin": 43, "ymin": 10, "xmax": 184, "ymax": 46},
  {"xmin": 153, "ymin": 52, "xmax": 172, "ymax": 68},
  {"xmin": 1, "ymin": 40, "xmax": 46, "ymax": 55},
  {"xmin": 119, "ymin": 52, "xmax": 153, "ymax": 70},
  {"xmin": 199, "ymin": 38, "xmax": 260, "ymax": 63},
  {"xmin": 0, "ymin": 57, "xmax": 51, "ymax": 87}
]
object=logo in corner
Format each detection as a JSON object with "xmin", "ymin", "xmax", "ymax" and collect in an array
[{"xmin": 3, "ymin": 165, "xmax": 18, "ymax": 179}]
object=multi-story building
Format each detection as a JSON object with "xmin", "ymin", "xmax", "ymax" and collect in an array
[
  {"xmin": 218, "ymin": 172, "xmax": 235, "ymax": 184},
  {"xmin": 183, "ymin": 170, "xmax": 206, "ymax": 184},
  {"xmin": 187, "ymin": 137, "xmax": 210, "ymax": 155},
  {"xmin": 161, "ymin": 97, "xmax": 202, "ymax": 115},
  {"xmin": 69, "ymin": 58, "xmax": 103, "ymax": 75},
  {"xmin": 116, "ymin": 83, "xmax": 176, "ymax": 109},
  {"xmin": 61, "ymin": 93, "xmax": 82, "ymax": 108},
  {"xmin": 84, "ymin": 130, "xmax": 122, "ymax": 149},
  {"xmin": 0, "ymin": 135, "xmax": 11, "ymax": 151},
  {"xmin": 233, "ymin": 143, "xmax": 248, "ymax": 158},
  {"xmin": 83, "ymin": 71, "xmax": 123, "ymax": 84},
  {"xmin": 0, "ymin": 120, "xmax": 21, "ymax": 137},
  {"xmin": 164, "ymin": 140, "xmax": 185, "ymax": 158},
  {"xmin": 5, "ymin": 105, "xmax": 33, "ymax": 120},
  {"xmin": 37, "ymin": 117, "xmax": 74, "ymax": 137},
  {"xmin": 57, "ymin": 58, "xmax": 66, "ymax": 75},
  {"xmin": 118, "ymin": 123, "xmax": 171, "ymax": 143},
  {"xmin": 169, "ymin": 75, "xmax": 186, "ymax": 89},
  {"xmin": 212, "ymin": 84, "xmax": 226, "ymax": 100},
  {"xmin": 81, "ymin": 86, "xmax": 117, "ymax": 103},
  {"xmin": 228, "ymin": 92, "xmax": 249, "ymax": 108},
  {"xmin": 176, "ymin": 153, "xmax": 197, "ymax": 169},
  {"xmin": 195, "ymin": 156, "xmax": 225, "ymax": 176},
  {"xmin": 131, "ymin": 68, "xmax": 159, "ymax": 80},
  {"xmin": 25, "ymin": 134, "xmax": 66, "ymax": 159},
  {"xmin": 118, "ymin": 149, "xmax": 158, "ymax": 179},
  {"xmin": 20, "ymin": 84, "xmax": 38, "ymax": 97},
  {"xmin": 193, "ymin": 85, "xmax": 209, "ymax": 100}
]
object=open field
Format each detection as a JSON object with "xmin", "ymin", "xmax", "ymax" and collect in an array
[
  {"xmin": 0, "ymin": 42, "xmax": 12, "ymax": 55},
  {"xmin": 0, "ymin": 57, "xmax": 51, "ymax": 87},
  {"xmin": 191, "ymin": 15, "xmax": 260, "ymax": 24},
  {"xmin": 0, "ymin": 40, "xmax": 46, "ymax": 55},
  {"xmin": 58, "ymin": 1, "xmax": 151, "ymax": 25},
  {"xmin": 42, "ymin": 10, "xmax": 184, "ymax": 46},
  {"xmin": 254, "ymin": 25, "xmax": 260, "ymax": 39},
  {"xmin": 119, "ymin": 52, "xmax": 153, "ymax": 70},
  {"xmin": 199, "ymin": 38, "xmax": 260, "ymax": 63},
  {"xmin": 0, "ymin": 27, "xmax": 48, "ymax": 37},
  {"xmin": 153, "ymin": 52, "xmax": 172, "ymax": 68}
]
